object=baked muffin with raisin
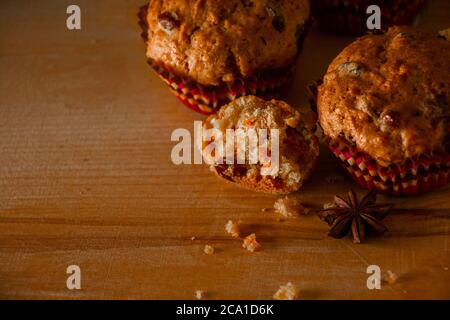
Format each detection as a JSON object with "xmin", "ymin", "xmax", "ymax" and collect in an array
[
  {"xmin": 198, "ymin": 95, "xmax": 318, "ymax": 194},
  {"xmin": 317, "ymin": 26, "xmax": 450, "ymax": 196},
  {"xmin": 311, "ymin": 0, "xmax": 427, "ymax": 35},
  {"xmin": 139, "ymin": 0, "xmax": 310, "ymax": 114}
]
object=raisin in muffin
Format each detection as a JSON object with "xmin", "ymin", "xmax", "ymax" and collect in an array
[
  {"xmin": 139, "ymin": 0, "xmax": 310, "ymax": 114},
  {"xmin": 311, "ymin": 0, "xmax": 427, "ymax": 35},
  {"xmin": 198, "ymin": 95, "xmax": 318, "ymax": 194},
  {"xmin": 317, "ymin": 26, "xmax": 450, "ymax": 196}
]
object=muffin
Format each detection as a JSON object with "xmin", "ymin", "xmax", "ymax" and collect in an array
[
  {"xmin": 317, "ymin": 26, "xmax": 450, "ymax": 196},
  {"xmin": 138, "ymin": 0, "xmax": 311, "ymax": 115},
  {"xmin": 311, "ymin": 0, "xmax": 427, "ymax": 35},
  {"xmin": 198, "ymin": 95, "xmax": 319, "ymax": 194}
]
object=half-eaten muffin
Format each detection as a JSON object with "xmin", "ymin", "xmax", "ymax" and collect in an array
[{"xmin": 198, "ymin": 95, "xmax": 318, "ymax": 194}]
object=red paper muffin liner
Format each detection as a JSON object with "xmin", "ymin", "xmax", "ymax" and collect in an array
[
  {"xmin": 311, "ymin": 0, "xmax": 427, "ymax": 35},
  {"xmin": 148, "ymin": 60, "xmax": 293, "ymax": 115},
  {"xmin": 328, "ymin": 137, "xmax": 450, "ymax": 196},
  {"xmin": 138, "ymin": 4, "xmax": 308, "ymax": 115}
]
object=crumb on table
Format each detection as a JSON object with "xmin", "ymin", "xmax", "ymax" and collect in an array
[
  {"xmin": 439, "ymin": 28, "xmax": 450, "ymax": 40},
  {"xmin": 204, "ymin": 244, "xmax": 214, "ymax": 255},
  {"xmin": 323, "ymin": 202, "xmax": 335, "ymax": 209},
  {"xmin": 225, "ymin": 220, "xmax": 240, "ymax": 238},
  {"xmin": 195, "ymin": 290, "xmax": 205, "ymax": 299},
  {"xmin": 242, "ymin": 233, "xmax": 261, "ymax": 252},
  {"xmin": 386, "ymin": 270, "xmax": 398, "ymax": 284},
  {"xmin": 274, "ymin": 196, "xmax": 306, "ymax": 218},
  {"xmin": 273, "ymin": 282, "xmax": 299, "ymax": 300}
]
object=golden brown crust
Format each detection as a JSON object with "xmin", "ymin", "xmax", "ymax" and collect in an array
[
  {"xmin": 318, "ymin": 26, "xmax": 450, "ymax": 165},
  {"xmin": 201, "ymin": 96, "xmax": 319, "ymax": 194},
  {"xmin": 145, "ymin": 0, "xmax": 310, "ymax": 86}
]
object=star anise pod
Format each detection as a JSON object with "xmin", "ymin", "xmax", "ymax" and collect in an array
[{"xmin": 318, "ymin": 189, "xmax": 393, "ymax": 243}]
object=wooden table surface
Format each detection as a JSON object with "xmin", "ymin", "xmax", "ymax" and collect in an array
[{"xmin": 0, "ymin": 0, "xmax": 449, "ymax": 300}]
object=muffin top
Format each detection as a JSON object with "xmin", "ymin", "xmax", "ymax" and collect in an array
[
  {"xmin": 199, "ymin": 95, "xmax": 318, "ymax": 194},
  {"xmin": 318, "ymin": 26, "xmax": 450, "ymax": 165},
  {"xmin": 145, "ymin": 0, "xmax": 310, "ymax": 86}
]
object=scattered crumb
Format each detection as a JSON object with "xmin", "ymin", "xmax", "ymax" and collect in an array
[
  {"xmin": 204, "ymin": 244, "xmax": 214, "ymax": 255},
  {"xmin": 323, "ymin": 202, "xmax": 335, "ymax": 209},
  {"xmin": 325, "ymin": 173, "xmax": 345, "ymax": 184},
  {"xmin": 195, "ymin": 290, "xmax": 205, "ymax": 299},
  {"xmin": 273, "ymin": 282, "xmax": 299, "ymax": 300},
  {"xmin": 439, "ymin": 28, "xmax": 450, "ymax": 40},
  {"xmin": 225, "ymin": 220, "xmax": 240, "ymax": 238},
  {"xmin": 190, "ymin": 236, "xmax": 196, "ymax": 241},
  {"xmin": 386, "ymin": 270, "xmax": 398, "ymax": 284},
  {"xmin": 274, "ymin": 196, "xmax": 306, "ymax": 218},
  {"xmin": 444, "ymin": 267, "xmax": 449, "ymax": 271},
  {"xmin": 261, "ymin": 208, "xmax": 270, "ymax": 212},
  {"xmin": 242, "ymin": 233, "xmax": 261, "ymax": 252}
]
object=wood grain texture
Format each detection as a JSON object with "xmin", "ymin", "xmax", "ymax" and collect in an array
[{"xmin": 0, "ymin": 0, "xmax": 449, "ymax": 300}]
